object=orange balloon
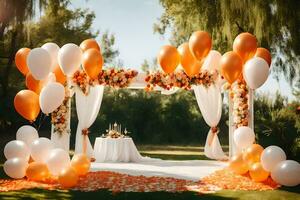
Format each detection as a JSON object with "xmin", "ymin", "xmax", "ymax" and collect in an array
[
  {"xmin": 177, "ymin": 42, "xmax": 202, "ymax": 77},
  {"xmin": 71, "ymin": 154, "xmax": 91, "ymax": 176},
  {"xmin": 157, "ymin": 45, "xmax": 180, "ymax": 74},
  {"xmin": 82, "ymin": 49, "xmax": 103, "ymax": 79},
  {"xmin": 189, "ymin": 31, "xmax": 212, "ymax": 60},
  {"xmin": 58, "ymin": 167, "xmax": 79, "ymax": 188},
  {"xmin": 26, "ymin": 73, "xmax": 44, "ymax": 94},
  {"xmin": 249, "ymin": 162, "xmax": 270, "ymax": 182},
  {"xmin": 15, "ymin": 48, "xmax": 31, "ymax": 75},
  {"xmin": 243, "ymin": 144, "xmax": 264, "ymax": 166},
  {"xmin": 14, "ymin": 90, "xmax": 40, "ymax": 121},
  {"xmin": 255, "ymin": 47, "xmax": 271, "ymax": 66},
  {"xmin": 53, "ymin": 65, "xmax": 67, "ymax": 85},
  {"xmin": 233, "ymin": 32, "xmax": 257, "ymax": 62},
  {"xmin": 220, "ymin": 51, "xmax": 243, "ymax": 84},
  {"xmin": 26, "ymin": 162, "xmax": 50, "ymax": 182},
  {"xmin": 229, "ymin": 154, "xmax": 249, "ymax": 175},
  {"xmin": 80, "ymin": 39, "xmax": 101, "ymax": 52}
]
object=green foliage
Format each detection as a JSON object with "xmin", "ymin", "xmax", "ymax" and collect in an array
[
  {"xmin": 155, "ymin": 0, "xmax": 300, "ymax": 87},
  {"xmin": 254, "ymin": 93, "xmax": 300, "ymax": 161},
  {"xmin": 27, "ymin": 1, "xmax": 96, "ymax": 47}
]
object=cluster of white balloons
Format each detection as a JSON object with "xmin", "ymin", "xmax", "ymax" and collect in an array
[
  {"xmin": 261, "ymin": 146, "xmax": 300, "ymax": 187},
  {"xmin": 27, "ymin": 42, "xmax": 82, "ymax": 81},
  {"xmin": 234, "ymin": 126, "xmax": 300, "ymax": 186},
  {"xmin": 26, "ymin": 42, "xmax": 84, "ymax": 114},
  {"xmin": 3, "ymin": 125, "xmax": 71, "ymax": 179}
]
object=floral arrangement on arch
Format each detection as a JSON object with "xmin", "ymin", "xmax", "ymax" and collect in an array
[
  {"xmin": 145, "ymin": 69, "xmax": 218, "ymax": 91},
  {"xmin": 51, "ymin": 86, "xmax": 71, "ymax": 135},
  {"xmin": 229, "ymin": 79, "xmax": 249, "ymax": 128},
  {"xmin": 72, "ymin": 68, "xmax": 138, "ymax": 95}
]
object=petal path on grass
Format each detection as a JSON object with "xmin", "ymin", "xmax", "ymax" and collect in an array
[{"xmin": 0, "ymin": 169, "xmax": 279, "ymax": 193}]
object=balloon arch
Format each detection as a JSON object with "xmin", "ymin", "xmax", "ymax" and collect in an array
[{"xmin": 7, "ymin": 32, "xmax": 300, "ymax": 187}]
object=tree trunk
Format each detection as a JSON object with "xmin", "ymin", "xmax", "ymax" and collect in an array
[
  {"xmin": 0, "ymin": 22, "xmax": 8, "ymax": 42},
  {"xmin": 1, "ymin": 29, "xmax": 18, "ymax": 98}
]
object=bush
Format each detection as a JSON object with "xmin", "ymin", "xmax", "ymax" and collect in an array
[{"xmin": 255, "ymin": 94, "xmax": 300, "ymax": 161}]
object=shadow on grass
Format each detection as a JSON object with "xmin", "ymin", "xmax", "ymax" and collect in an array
[
  {"xmin": 140, "ymin": 153, "xmax": 210, "ymax": 160},
  {"xmin": 0, "ymin": 189, "xmax": 235, "ymax": 200}
]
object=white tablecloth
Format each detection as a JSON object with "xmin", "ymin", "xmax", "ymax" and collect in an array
[{"xmin": 93, "ymin": 137, "xmax": 144, "ymax": 162}]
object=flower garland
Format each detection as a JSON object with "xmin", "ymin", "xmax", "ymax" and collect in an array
[
  {"xmin": 72, "ymin": 70, "xmax": 91, "ymax": 95},
  {"xmin": 97, "ymin": 68, "xmax": 138, "ymax": 88},
  {"xmin": 72, "ymin": 69, "xmax": 138, "ymax": 95},
  {"xmin": 51, "ymin": 87, "xmax": 71, "ymax": 135},
  {"xmin": 145, "ymin": 70, "xmax": 218, "ymax": 91},
  {"xmin": 230, "ymin": 78, "xmax": 249, "ymax": 128}
]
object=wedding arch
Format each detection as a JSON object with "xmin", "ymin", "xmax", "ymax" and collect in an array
[
  {"xmin": 13, "ymin": 33, "xmax": 260, "ymax": 162},
  {"xmin": 50, "ymin": 68, "xmax": 253, "ymax": 161}
]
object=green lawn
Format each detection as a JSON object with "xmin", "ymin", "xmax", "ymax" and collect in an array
[{"xmin": 0, "ymin": 145, "xmax": 299, "ymax": 200}]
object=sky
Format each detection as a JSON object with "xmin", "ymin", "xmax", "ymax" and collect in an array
[{"xmin": 70, "ymin": 0, "xmax": 294, "ymax": 100}]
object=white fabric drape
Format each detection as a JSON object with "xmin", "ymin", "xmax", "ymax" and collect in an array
[
  {"xmin": 193, "ymin": 84, "xmax": 227, "ymax": 160},
  {"xmin": 75, "ymin": 85, "xmax": 104, "ymax": 158}
]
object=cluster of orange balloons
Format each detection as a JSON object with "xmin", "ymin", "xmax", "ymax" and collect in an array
[
  {"xmin": 157, "ymin": 31, "xmax": 211, "ymax": 77},
  {"xmin": 80, "ymin": 39, "xmax": 103, "ymax": 79},
  {"xmin": 25, "ymin": 153, "xmax": 90, "ymax": 188},
  {"xmin": 58, "ymin": 154, "xmax": 91, "ymax": 188},
  {"xmin": 220, "ymin": 32, "xmax": 271, "ymax": 84},
  {"xmin": 229, "ymin": 144, "xmax": 269, "ymax": 182}
]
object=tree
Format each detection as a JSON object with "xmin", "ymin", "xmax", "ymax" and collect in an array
[
  {"xmin": 141, "ymin": 59, "xmax": 150, "ymax": 72},
  {"xmin": 0, "ymin": 0, "xmax": 47, "ymax": 97},
  {"xmin": 100, "ymin": 31, "xmax": 119, "ymax": 65},
  {"xmin": 154, "ymin": 0, "xmax": 300, "ymax": 89}
]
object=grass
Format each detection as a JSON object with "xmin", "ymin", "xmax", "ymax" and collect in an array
[
  {"xmin": 0, "ymin": 145, "xmax": 300, "ymax": 200},
  {"xmin": 138, "ymin": 144, "xmax": 212, "ymax": 160}
]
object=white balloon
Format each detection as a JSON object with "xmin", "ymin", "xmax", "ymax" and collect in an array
[
  {"xmin": 243, "ymin": 57, "xmax": 269, "ymax": 89},
  {"xmin": 261, "ymin": 145, "xmax": 286, "ymax": 172},
  {"xmin": 233, "ymin": 126, "xmax": 255, "ymax": 150},
  {"xmin": 271, "ymin": 160, "xmax": 300, "ymax": 187},
  {"xmin": 39, "ymin": 82, "xmax": 65, "ymax": 114},
  {"xmin": 41, "ymin": 42, "xmax": 60, "ymax": 71},
  {"xmin": 46, "ymin": 148, "xmax": 70, "ymax": 176},
  {"xmin": 30, "ymin": 137, "xmax": 54, "ymax": 163},
  {"xmin": 27, "ymin": 47, "xmax": 52, "ymax": 80},
  {"xmin": 16, "ymin": 125, "xmax": 39, "ymax": 147},
  {"xmin": 4, "ymin": 158, "xmax": 28, "ymax": 179},
  {"xmin": 4, "ymin": 140, "xmax": 30, "ymax": 161},
  {"xmin": 202, "ymin": 50, "xmax": 222, "ymax": 71},
  {"xmin": 58, "ymin": 43, "xmax": 82, "ymax": 76}
]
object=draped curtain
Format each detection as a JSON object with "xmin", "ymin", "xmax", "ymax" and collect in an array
[
  {"xmin": 75, "ymin": 85, "xmax": 104, "ymax": 158},
  {"xmin": 193, "ymin": 84, "xmax": 227, "ymax": 160}
]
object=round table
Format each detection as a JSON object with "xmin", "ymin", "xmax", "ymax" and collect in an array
[{"xmin": 93, "ymin": 137, "xmax": 144, "ymax": 162}]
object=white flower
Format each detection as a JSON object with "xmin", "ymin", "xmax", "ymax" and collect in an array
[{"xmin": 113, "ymin": 76, "xmax": 119, "ymax": 82}]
